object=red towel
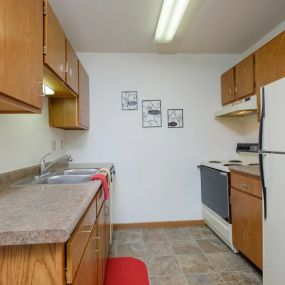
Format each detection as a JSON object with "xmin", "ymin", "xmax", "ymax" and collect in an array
[{"xmin": 90, "ymin": 173, "xmax": 109, "ymax": 200}]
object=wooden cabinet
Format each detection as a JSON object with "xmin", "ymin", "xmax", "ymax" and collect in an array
[
  {"xmin": 44, "ymin": 1, "xmax": 66, "ymax": 82},
  {"xmin": 48, "ymin": 61, "xmax": 90, "ymax": 130},
  {"xmin": 255, "ymin": 31, "xmax": 285, "ymax": 115},
  {"xmin": 230, "ymin": 171, "xmax": 262, "ymax": 269},
  {"xmin": 221, "ymin": 55, "xmax": 255, "ymax": 105},
  {"xmin": 221, "ymin": 68, "xmax": 235, "ymax": 105},
  {"xmin": 66, "ymin": 40, "xmax": 79, "ymax": 94},
  {"xmin": 0, "ymin": 187, "xmax": 111, "ymax": 285},
  {"xmin": 0, "ymin": 0, "xmax": 43, "ymax": 113},
  {"xmin": 235, "ymin": 55, "xmax": 255, "ymax": 99}
]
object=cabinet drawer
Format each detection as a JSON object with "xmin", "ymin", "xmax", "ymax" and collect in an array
[
  {"xmin": 66, "ymin": 197, "xmax": 97, "ymax": 283},
  {"xmin": 97, "ymin": 187, "xmax": 105, "ymax": 215},
  {"xmin": 231, "ymin": 172, "xmax": 262, "ymax": 198}
]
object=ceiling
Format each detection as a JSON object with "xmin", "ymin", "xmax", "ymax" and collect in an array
[{"xmin": 49, "ymin": 0, "xmax": 285, "ymax": 54}]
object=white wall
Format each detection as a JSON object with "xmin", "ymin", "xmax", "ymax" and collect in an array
[
  {"xmin": 65, "ymin": 53, "xmax": 256, "ymax": 223},
  {"xmin": 0, "ymin": 99, "xmax": 65, "ymax": 173}
]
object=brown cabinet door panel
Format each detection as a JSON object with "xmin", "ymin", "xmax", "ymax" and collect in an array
[
  {"xmin": 44, "ymin": 1, "xmax": 66, "ymax": 81},
  {"xmin": 235, "ymin": 55, "xmax": 255, "ymax": 99},
  {"xmin": 221, "ymin": 68, "xmax": 235, "ymax": 105},
  {"xmin": 0, "ymin": 0, "xmax": 43, "ymax": 110},
  {"xmin": 231, "ymin": 188, "xmax": 262, "ymax": 269},
  {"xmin": 78, "ymin": 61, "xmax": 90, "ymax": 128},
  {"xmin": 66, "ymin": 40, "xmax": 79, "ymax": 94}
]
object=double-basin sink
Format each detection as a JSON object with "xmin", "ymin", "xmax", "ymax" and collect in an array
[{"xmin": 15, "ymin": 168, "xmax": 98, "ymax": 185}]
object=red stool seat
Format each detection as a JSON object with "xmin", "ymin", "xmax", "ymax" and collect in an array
[{"xmin": 104, "ymin": 257, "xmax": 150, "ymax": 285}]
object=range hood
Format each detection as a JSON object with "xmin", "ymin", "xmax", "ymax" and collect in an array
[{"xmin": 215, "ymin": 95, "xmax": 257, "ymax": 117}]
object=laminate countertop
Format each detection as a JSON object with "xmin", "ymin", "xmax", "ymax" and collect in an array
[
  {"xmin": 0, "ymin": 163, "xmax": 113, "ymax": 246},
  {"xmin": 229, "ymin": 164, "xmax": 260, "ymax": 177}
]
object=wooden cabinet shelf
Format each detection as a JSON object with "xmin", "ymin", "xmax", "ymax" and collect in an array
[
  {"xmin": 0, "ymin": 0, "xmax": 43, "ymax": 113},
  {"xmin": 230, "ymin": 171, "xmax": 262, "ymax": 269}
]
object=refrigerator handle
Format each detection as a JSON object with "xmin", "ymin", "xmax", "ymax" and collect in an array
[{"xmin": 259, "ymin": 87, "xmax": 267, "ymax": 219}]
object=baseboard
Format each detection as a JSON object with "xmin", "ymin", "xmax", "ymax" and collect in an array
[{"xmin": 114, "ymin": 220, "xmax": 204, "ymax": 229}]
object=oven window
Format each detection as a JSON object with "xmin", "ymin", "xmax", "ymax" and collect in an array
[{"xmin": 200, "ymin": 166, "xmax": 230, "ymax": 221}]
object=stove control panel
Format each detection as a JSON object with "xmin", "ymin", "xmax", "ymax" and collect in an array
[{"xmin": 236, "ymin": 143, "xmax": 258, "ymax": 153}]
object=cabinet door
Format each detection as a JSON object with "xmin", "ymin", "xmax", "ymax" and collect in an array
[
  {"xmin": 235, "ymin": 55, "xmax": 255, "ymax": 99},
  {"xmin": 255, "ymin": 31, "xmax": 285, "ymax": 89},
  {"xmin": 231, "ymin": 188, "xmax": 262, "ymax": 269},
  {"xmin": 73, "ymin": 225, "xmax": 98, "ymax": 285},
  {"xmin": 97, "ymin": 205, "xmax": 106, "ymax": 285},
  {"xmin": 66, "ymin": 40, "xmax": 79, "ymax": 94},
  {"xmin": 44, "ymin": 1, "xmax": 66, "ymax": 81},
  {"xmin": 221, "ymin": 68, "xmax": 235, "ymax": 105},
  {"xmin": 0, "ymin": 0, "xmax": 43, "ymax": 111},
  {"xmin": 78, "ymin": 62, "xmax": 90, "ymax": 128}
]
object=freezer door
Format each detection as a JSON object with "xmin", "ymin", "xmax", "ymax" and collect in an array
[
  {"xmin": 263, "ymin": 77, "xmax": 285, "ymax": 152},
  {"xmin": 263, "ymin": 153, "xmax": 285, "ymax": 285}
]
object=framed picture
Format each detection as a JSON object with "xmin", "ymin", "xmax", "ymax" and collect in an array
[
  {"xmin": 168, "ymin": 109, "xmax": 184, "ymax": 128},
  {"xmin": 142, "ymin": 100, "xmax": 162, "ymax": 128},
  {"xmin": 121, "ymin": 91, "xmax": 138, "ymax": 110}
]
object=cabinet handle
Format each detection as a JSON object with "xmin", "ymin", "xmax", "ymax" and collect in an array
[
  {"xmin": 235, "ymin": 86, "xmax": 238, "ymax": 94},
  {"xmin": 242, "ymin": 183, "xmax": 252, "ymax": 192},
  {"xmin": 69, "ymin": 67, "xmax": 73, "ymax": 76},
  {"xmin": 65, "ymin": 62, "xmax": 69, "ymax": 73},
  {"xmin": 229, "ymin": 87, "xmax": 233, "ymax": 95},
  {"xmin": 60, "ymin": 63, "xmax": 66, "ymax": 73}
]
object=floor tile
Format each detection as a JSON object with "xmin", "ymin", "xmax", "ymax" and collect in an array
[
  {"xmin": 185, "ymin": 272, "xmax": 224, "ymax": 285},
  {"xmin": 109, "ymin": 243, "xmax": 117, "ymax": 257},
  {"xmin": 221, "ymin": 271, "xmax": 262, "ymax": 285},
  {"xmin": 187, "ymin": 226, "xmax": 219, "ymax": 240},
  {"xmin": 147, "ymin": 256, "xmax": 182, "ymax": 277},
  {"xmin": 196, "ymin": 239, "xmax": 230, "ymax": 253},
  {"xmin": 150, "ymin": 275, "xmax": 188, "ymax": 285},
  {"xmin": 171, "ymin": 239, "xmax": 202, "ymax": 255},
  {"xmin": 117, "ymin": 228, "xmax": 143, "ymax": 243},
  {"xmin": 117, "ymin": 242, "xmax": 145, "ymax": 257},
  {"xmin": 206, "ymin": 252, "xmax": 253, "ymax": 272},
  {"xmin": 176, "ymin": 253, "xmax": 215, "ymax": 274},
  {"xmin": 142, "ymin": 228, "xmax": 168, "ymax": 242},
  {"xmin": 165, "ymin": 227, "xmax": 193, "ymax": 241},
  {"xmin": 145, "ymin": 241, "xmax": 174, "ymax": 257}
]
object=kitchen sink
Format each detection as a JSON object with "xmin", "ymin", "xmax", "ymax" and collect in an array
[
  {"xmin": 62, "ymin": 168, "xmax": 98, "ymax": 175},
  {"xmin": 14, "ymin": 168, "xmax": 98, "ymax": 186},
  {"xmin": 46, "ymin": 175, "xmax": 91, "ymax": 184}
]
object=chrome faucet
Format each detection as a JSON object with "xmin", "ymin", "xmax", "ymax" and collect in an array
[{"xmin": 39, "ymin": 153, "xmax": 73, "ymax": 176}]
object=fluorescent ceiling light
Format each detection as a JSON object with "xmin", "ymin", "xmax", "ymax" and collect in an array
[
  {"xmin": 155, "ymin": 0, "xmax": 190, "ymax": 43},
  {"xmin": 43, "ymin": 84, "xmax": 55, "ymax": 96}
]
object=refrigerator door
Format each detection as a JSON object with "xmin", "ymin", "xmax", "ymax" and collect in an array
[
  {"xmin": 263, "ymin": 77, "xmax": 285, "ymax": 152},
  {"xmin": 263, "ymin": 153, "xmax": 285, "ymax": 285}
]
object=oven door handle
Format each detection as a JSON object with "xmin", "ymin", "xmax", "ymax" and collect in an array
[{"xmin": 219, "ymin": 172, "xmax": 227, "ymax": 176}]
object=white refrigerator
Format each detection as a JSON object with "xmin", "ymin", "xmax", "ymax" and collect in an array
[{"xmin": 259, "ymin": 77, "xmax": 285, "ymax": 285}]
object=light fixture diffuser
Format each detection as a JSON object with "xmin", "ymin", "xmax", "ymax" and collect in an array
[
  {"xmin": 42, "ymin": 84, "xmax": 55, "ymax": 96},
  {"xmin": 155, "ymin": 0, "xmax": 190, "ymax": 43}
]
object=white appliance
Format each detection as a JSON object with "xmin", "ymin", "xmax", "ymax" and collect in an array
[
  {"xmin": 200, "ymin": 144, "xmax": 259, "ymax": 251},
  {"xmin": 215, "ymin": 95, "xmax": 257, "ymax": 117},
  {"xmin": 259, "ymin": 77, "xmax": 285, "ymax": 285}
]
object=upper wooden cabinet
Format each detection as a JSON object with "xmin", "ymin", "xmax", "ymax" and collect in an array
[
  {"xmin": 235, "ymin": 55, "xmax": 255, "ymax": 99},
  {"xmin": 221, "ymin": 55, "xmax": 255, "ymax": 105},
  {"xmin": 221, "ymin": 68, "xmax": 235, "ymax": 105},
  {"xmin": 78, "ymin": 62, "xmax": 90, "ymax": 128},
  {"xmin": 49, "ymin": 61, "xmax": 90, "ymax": 130},
  {"xmin": 44, "ymin": 2, "xmax": 66, "ymax": 82},
  {"xmin": 255, "ymin": 31, "xmax": 285, "ymax": 93},
  {"xmin": 43, "ymin": 0, "xmax": 77, "ymax": 98},
  {"xmin": 0, "ymin": 0, "xmax": 43, "ymax": 113},
  {"xmin": 66, "ymin": 40, "xmax": 79, "ymax": 94}
]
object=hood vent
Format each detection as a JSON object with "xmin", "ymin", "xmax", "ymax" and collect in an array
[{"xmin": 215, "ymin": 95, "xmax": 257, "ymax": 117}]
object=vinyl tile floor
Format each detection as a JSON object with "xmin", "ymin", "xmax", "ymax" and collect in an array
[{"xmin": 110, "ymin": 225, "xmax": 262, "ymax": 285}]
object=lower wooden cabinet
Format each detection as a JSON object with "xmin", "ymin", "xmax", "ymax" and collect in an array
[
  {"xmin": 230, "ymin": 172, "xmax": 263, "ymax": 269},
  {"xmin": 0, "ymin": 186, "xmax": 111, "ymax": 285}
]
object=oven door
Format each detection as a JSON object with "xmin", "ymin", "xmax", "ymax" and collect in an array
[{"xmin": 200, "ymin": 166, "xmax": 230, "ymax": 222}]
